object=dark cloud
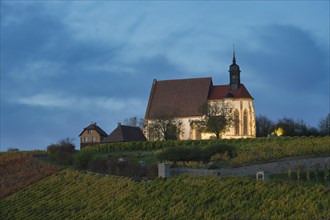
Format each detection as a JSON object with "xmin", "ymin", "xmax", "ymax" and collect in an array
[
  {"xmin": 1, "ymin": 2, "xmax": 182, "ymax": 100},
  {"xmin": 243, "ymin": 25, "xmax": 328, "ymax": 92},
  {"xmin": 240, "ymin": 25, "xmax": 329, "ymax": 124},
  {"xmin": 2, "ymin": 4, "xmax": 65, "ymax": 67},
  {"xmin": 1, "ymin": 3, "xmax": 186, "ymax": 149}
]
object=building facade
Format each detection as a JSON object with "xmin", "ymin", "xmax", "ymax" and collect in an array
[
  {"xmin": 79, "ymin": 122, "xmax": 147, "ymax": 149},
  {"xmin": 144, "ymin": 53, "xmax": 256, "ymax": 140},
  {"xmin": 79, "ymin": 122, "xmax": 108, "ymax": 148}
]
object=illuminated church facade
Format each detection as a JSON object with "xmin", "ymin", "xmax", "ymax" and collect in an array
[{"xmin": 144, "ymin": 52, "xmax": 256, "ymax": 140}]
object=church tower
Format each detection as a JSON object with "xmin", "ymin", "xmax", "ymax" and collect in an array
[{"xmin": 229, "ymin": 49, "xmax": 241, "ymax": 90}]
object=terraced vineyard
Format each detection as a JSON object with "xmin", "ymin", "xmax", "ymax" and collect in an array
[
  {"xmin": 86, "ymin": 136, "xmax": 330, "ymax": 166},
  {"xmin": 0, "ymin": 151, "xmax": 59, "ymax": 198},
  {"xmin": 1, "ymin": 169, "xmax": 329, "ymax": 219}
]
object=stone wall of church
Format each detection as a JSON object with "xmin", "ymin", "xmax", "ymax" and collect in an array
[
  {"xmin": 144, "ymin": 98, "xmax": 256, "ymax": 141},
  {"xmin": 187, "ymin": 99, "xmax": 256, "ymax": 140},
  {"xmin": 220, "ymin": 98, "xmax": 256, "ymax": 139}
]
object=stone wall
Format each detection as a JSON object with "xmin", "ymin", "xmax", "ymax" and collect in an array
[{"xmin": 169, "ymin": 157, "xmax": 330, "ymax": 177}]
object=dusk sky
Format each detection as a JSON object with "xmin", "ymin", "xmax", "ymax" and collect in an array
[{"xmin": 1, "ymin": 1, "xmax": 329, "ymax": 151}]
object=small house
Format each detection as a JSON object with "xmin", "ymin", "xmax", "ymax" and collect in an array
[
  {"xmin": 103, "ymin": 123, "xmax": 147, "ymax": 143},
  {"xmin": 79, "ymin": 122, "xmax": 108, "ymax": 149}
]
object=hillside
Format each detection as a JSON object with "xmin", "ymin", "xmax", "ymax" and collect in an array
[
  {"xmin": 0, "ymin": 151, "xmax": 60, "ymax": 198},
  {"xmin": 1, "ymin": 169, "xmax": 329, "ymax": 219},
  {"xmin": 83, "ymin": 136, "xmax": 330, "ymax": 169}
]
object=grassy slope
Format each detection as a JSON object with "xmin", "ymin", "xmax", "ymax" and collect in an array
[
  {"xmin": 86, "ymin": 136, "xmax": 330, "ymax": 167},
  {"xmin": 1, "ymin": 169, "xmax": 329, "ymax": 220},
  {"xmin": 0, "ymin": 151, "xmax": 60, "ymax": 198}
]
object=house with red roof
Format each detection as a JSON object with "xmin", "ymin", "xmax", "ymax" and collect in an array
[
  {"xmin": 79, "ymin": 122, "xmax": 108, "ymax": 148},
  {"xmin": 144, "ymin": 51, "xmax": 256, "ymax": 140},
  {"xmin": 79, "ymin": 122, "xmax": 147, "ymax": 149}
]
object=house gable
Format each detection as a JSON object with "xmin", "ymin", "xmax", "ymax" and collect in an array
[
  {"xmin": 79, "ymin": 123, "xmax": 108, "ymax": 137},
  {"xmin": 79, "ymin": 122, "xmax": 108, "ymax": 148}
]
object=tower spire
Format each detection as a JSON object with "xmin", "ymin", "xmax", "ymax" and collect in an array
[
  {"xmin": 229, "ymin": 45, "xmax": 241, "ymax": 90},
  {"xmin": 233, "ymin": 44, "xmax": 236, "ymax": 64}
]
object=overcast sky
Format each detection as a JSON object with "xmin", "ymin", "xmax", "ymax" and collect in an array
[{"xmin": 1, "ymin": 1, "xmax": 329, "ymax": 151}]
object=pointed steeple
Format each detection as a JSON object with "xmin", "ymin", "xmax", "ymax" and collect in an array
[
  {"xmin": 229, "ymin": 46, "xmax": 241, "ymax": 90},
  {"xmin": 232, "ymin": 45, "xmax": 236, "ymax": 64}
]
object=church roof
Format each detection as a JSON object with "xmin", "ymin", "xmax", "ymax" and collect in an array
[
  {"xmin": 145, "ymin": 77, "xmax": 253, "ymax": 119},
  {"xmin": 208, "ymin": 84, "xmax": 254, "ymax": 100},
  {"xmin": 103, "ymin": 125, "xmax": 147, "ymax": 143},
  {"xmin": 145, "ymin": 77, "xmax": 212, "ymax": 119}
]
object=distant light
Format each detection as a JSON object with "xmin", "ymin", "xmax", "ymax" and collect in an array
[{"xmin": 272, "ymin": 127, "xmax": 284, "ymax": 136}]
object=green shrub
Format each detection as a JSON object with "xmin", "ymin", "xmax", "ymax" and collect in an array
[
  {"xmin": 157, "ymin": 146, "xmax": 201, "ymax": 162},
  {"xmin": 73, "ymin": 151, "xmax": 93, "ymax": 169},
  {"xmin": 210, "ymin": 152, "xmax": 230, "ymax": 162},
  {"xmin": 157, "ymin": 144, "xmax": 235, "ymax": 162},
  {"xmin": 203, "ymin": 144, "xmax": 236, "ymax": 160},
  {"xmin": 47, "ymin": 138, "xmax": 75, "ymax": 165}
]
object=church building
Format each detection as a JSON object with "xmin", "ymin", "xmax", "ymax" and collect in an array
[{"xmin": 144, "ymin": 52, "xmax": 256, "ymax": 140}]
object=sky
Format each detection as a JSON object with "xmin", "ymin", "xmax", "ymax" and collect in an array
[{"xmin": 1, "ymin": 1, "xmax": 329, "ymax": 151}]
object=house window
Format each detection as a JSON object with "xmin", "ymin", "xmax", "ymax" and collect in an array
[
  {"xmin": 88, "ymin": 130, "xmax": 93, "ymax": 134},
  {"xmin": 84, "ymin": 137, "xmax": 89, "ymax": 142},
  {"xmin": 234, "ymin": 110, "xmax": 240, "ymax": 135},
  {"xmin": 92, "ymin": 136, "xmax": 96, "ymax": 142},
  {"xmin": 243, "ymin": 110, "xmax": 248, "ymax": 135}
]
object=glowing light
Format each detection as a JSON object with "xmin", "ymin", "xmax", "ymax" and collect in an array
[{"xmin": 272, "ymin": 127, "xmax": 284, "ymax": 136}]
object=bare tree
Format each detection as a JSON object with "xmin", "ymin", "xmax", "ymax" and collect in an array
[
  {"xmin": 256, "ymin": 115, "xmax": 274, "ymax": 137},
  {"xmin": 319, "ymin": 113, "xmax": 330, "ymax": 136},
  {"xmin": 190, "ymin": 102, "xmax": 234, "ymax": 139},
  {"xmin": 123, "ymin": 116, "xmax": 144, "ymax": 128}
]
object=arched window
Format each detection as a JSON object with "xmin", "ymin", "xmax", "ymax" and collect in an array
[
  {"xmin": 234, "ymin": 109, "xmax": 239, "ymax": 135},
  {"xmin": 243, "ymin": 110, "xmax": 248, "ymax": 135}
]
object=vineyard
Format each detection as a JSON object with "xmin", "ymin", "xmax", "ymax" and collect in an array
[
  {"xmin": 0, "ymin": 151, "xmax": 60, "ymax": 198},
  {"xmin": 84, "ymin": 136, "xmax": 330, "ymax": 152},
  {"xmin": 230, "ymin": 136, "xmax": 330, "ymax": 166},
  {"xmin": 84, "ymin": 136, "xmax": 330, "ymax": 167},
  {"xmin": 1, "ymin": 169, "xmax": 329, "ymax": 219}
]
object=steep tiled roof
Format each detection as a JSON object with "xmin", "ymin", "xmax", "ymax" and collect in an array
[
  {"xmin": 79, "ymin": 123, "xmax": 108, "ymax": 137},
  {"xmin": 103, "ymin": 125, "xmax": 147, "ymax": 143},
  {"xmin": 145, "ymin": 78, "xmax": 213, "ymax": 119},
  {"xmin": 208, "ymin": 84, "xmax": 253, "ymax": 100}
]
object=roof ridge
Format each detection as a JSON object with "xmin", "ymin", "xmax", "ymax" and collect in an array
[
  {"xmin": 156, "ymin": 77, "xmax": 212, "ymax": 82},
  {"xmin": 144, "ymin": 79, "xmax": 157, "ymax": 120},
  {"xmin": 79, "ymin": 124, "xmax": 108, "ymax": 137},
  {"xmin": 208, "ymin": 83, "xmax": 253, "ymax": 100}
]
